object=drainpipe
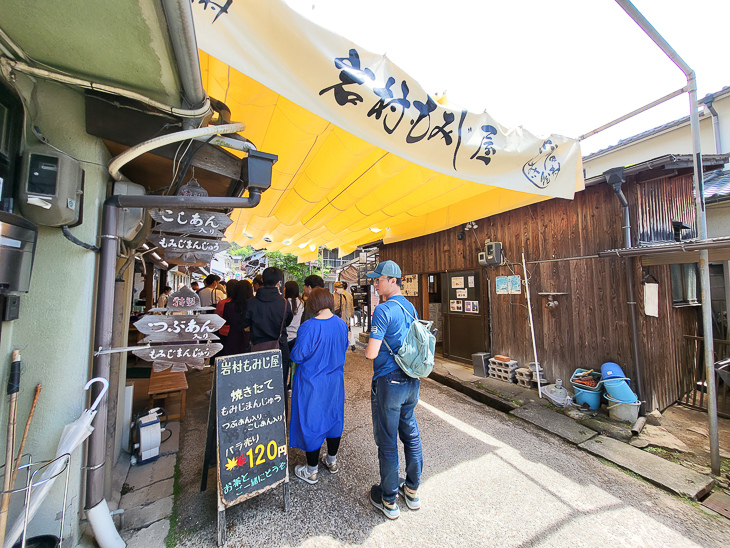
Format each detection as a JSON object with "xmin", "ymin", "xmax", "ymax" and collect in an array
[
  {"xmin": 704, "ymin": 96, "xmax": 722, "ymax": 154},
  {"xmin": 605, "ymin": 167, "xmax": 645, "ymax": 412},
  {"xmin": 85, "ymin": 191, "xmax": 262, "ymax": 543},
  {"xmin": 708, "ymin": 96, "xmax": 730, "ymax": 344},
  {"xmin": 616, "ymin": 0, "xmax": 720, "ymax": 475},
  {"xmin": 160, "ymin": 0, "xmax": 208, "ymax": 121}
]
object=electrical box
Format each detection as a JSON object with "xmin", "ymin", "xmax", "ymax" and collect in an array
[
  {"xmin": 479, "ymin": 241, "xmax": 503, "ymax": 266},
  {"xmin": 0, "ymin": 211, "xmax": 37, "ymax": 293},
  {"xmin": 17, "ymin": 145, "xmax": 83, "ymax": 226}
]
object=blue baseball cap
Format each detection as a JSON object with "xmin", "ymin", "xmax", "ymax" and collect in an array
[{"xmin": 366, "ymin": 260, "xmax": 402, "ymax": 279}]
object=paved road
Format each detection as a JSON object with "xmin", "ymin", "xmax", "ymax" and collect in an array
[{"xmin": 174, "ymin": 352, "xmax": 728, "ymax": 547}]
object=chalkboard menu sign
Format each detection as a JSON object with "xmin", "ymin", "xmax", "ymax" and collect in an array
[{"xmin": 215, "ymin": 350, "xmax": 288, "ymax": 507}]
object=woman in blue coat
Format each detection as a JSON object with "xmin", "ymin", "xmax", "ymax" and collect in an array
[{"xmin": 290, "ymin": 287, "xmax": 349, "ymax": 484}]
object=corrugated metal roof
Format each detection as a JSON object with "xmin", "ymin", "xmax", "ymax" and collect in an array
[
  {"xmin": 704, "ymin": 169, "xmax": 730, "ymax": 204},
  {"xmin": 583, "ymin": 87, "xmax": 730, "ymax": 162}
]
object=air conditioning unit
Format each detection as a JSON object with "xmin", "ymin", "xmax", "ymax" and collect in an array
[{"xmin": 478, "ymin": 241, "xmax": 503, "ymax": 267}]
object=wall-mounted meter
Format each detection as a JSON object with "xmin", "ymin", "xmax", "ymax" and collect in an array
[
  {"xmin": 478, "ymin": 241, "xmax": 503, "ymax": 267},
  {"xmin": 0, "ymin": 211, "xmax": 37, "ymax": 293},
  {"xmin": 17, "ymin": 144, "xmax": 83, "ymax": 226}
]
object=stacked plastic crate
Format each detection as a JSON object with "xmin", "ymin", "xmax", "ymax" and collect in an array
[{"xmin": 488, "ymin": 355, "xmax": 518, "ymax": 383}]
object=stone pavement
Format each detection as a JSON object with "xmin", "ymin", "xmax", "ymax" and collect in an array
[
  {"xmin": 96, "ymin": 347, "xmax": 727, "ymax": 546},
  {"xmin": 168, "ymin": 351, "xmax": 729, "ymax": 547},
  {"xmin": 114, "ymin": 420, "xmax": 180, "ymax": 546}
]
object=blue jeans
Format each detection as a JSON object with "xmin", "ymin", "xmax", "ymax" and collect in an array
[{"xmin": 371, "ymin": 369, "xmax": 423, "ymax": 503}]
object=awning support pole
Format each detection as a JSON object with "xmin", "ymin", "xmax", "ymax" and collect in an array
[
  {"xmin": 522, "ymin": 252, "xmax": 542, "ymax": 398},
  {"xmin": 615, "ymin": 0, "xmax": 720, "ymax": 475}
]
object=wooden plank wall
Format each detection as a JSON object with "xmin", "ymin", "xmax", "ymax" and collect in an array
[{"xmin": 381, "ymin": 174, "xmax": 699, "ymax": 411}]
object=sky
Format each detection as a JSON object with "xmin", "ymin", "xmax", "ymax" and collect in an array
[{"xmin": 284, "ymin": 0, "xmax": 730, "ymax": 156}]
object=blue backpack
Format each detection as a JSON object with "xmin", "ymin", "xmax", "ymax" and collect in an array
[{"xmin": 383, "ymin": 299, "xmax": 436, "ymax": 379}]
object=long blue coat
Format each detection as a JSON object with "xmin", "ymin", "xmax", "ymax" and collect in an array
[{"xmin": 289, "ymin": 315, "xmax": 349, "ymax": 452}]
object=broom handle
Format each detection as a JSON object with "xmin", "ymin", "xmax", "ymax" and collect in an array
[
  {"xmin": 0, "ymin": 350, "xmax": 21, "ymax": 547},
  {"xmin": 10, "ymin": 384, "xmax": 41, "ymax": 489}
]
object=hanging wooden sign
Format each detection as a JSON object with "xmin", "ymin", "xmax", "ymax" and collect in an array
[
  {"xmin": 149, "ymin": 208, "xmax": 233, "ymax": 238},
  {"xmin": 164, "ymin": 286, "xmax": 201, "ymax": 311},
  {"xmin": 134, "ymin": 314, "xmax": 225, "ymax": 343},
  {"xmin": 132, "ymin": 343, "xmax": 223, "ymax": 366},
  {"xmin": 177, "ymin": 178, "xmax": 208, "ymax": 197},
  {"xmin": 147, "ymin": 233, "xmax": 230, "ymax": 263},
  {"xmin": 166, "ymin": 253, "xmax": 216, "ymax": 266}
]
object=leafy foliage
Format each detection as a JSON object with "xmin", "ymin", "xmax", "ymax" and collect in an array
[
  {"xmin": 265, "ymin": 250, "xmax": 330, "ymax": 287},
  {"xmin": 229, "ymin": 242, "xmax": 255, "ymax": 256},
  {"xmin": 225, "ymin": 244, "xmax": 330, "ymax": 287}
]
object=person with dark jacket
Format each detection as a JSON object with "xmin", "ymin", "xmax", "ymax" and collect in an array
[
  {"xmin": 220, "ymin": 279, "xmax": 254, "ymax": 356},
  {"xmin": 300, "ymin": 274, "xmax": 325, "ymax": 324},
  {"xmin": 243, "ymin": 267, "xmax": 293, "ymax": 385}
]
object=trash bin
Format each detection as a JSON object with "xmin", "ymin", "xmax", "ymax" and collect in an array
[{"xmin": 471, "ymin": 353, "xmax": 490, "ymax": 377}]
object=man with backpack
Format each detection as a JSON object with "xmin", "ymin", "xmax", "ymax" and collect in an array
[{"xmin": 365, "ymin": 260, "xmax": 424, "ymax": 520}]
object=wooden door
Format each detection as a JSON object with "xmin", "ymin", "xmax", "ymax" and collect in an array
[{"xmin": 442, "ymin": 270, "xmax": 486, "ymax": 363}]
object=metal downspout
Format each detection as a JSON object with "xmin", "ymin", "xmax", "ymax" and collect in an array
[
  {"xmin": 606, "ymin": 168, "xmax": 645, "ymax": 411},
  {"xmin": 161, "ymin": 0, "xmax": 208, "ymax": 116},
  {"xmin": 616, "ymin": 0, "xmax": 720, "ymax": 475},
  {"xmin": 705, "ymin": 97, "xmax": 722, "ymax": 154},
  {"xmin": 85, "ymin": 190, "xmax": 262, "ymax": 510}
]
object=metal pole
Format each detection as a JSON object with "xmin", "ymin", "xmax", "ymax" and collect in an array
[
  {"xmin": 522, "ymin": 252, "xmax": 542, "ymax": 398},
  {"xmin": 578, "ymin": 86, "xmax": 686, "ymax": 141},
  {"xmin": 615, "ymin": 0, "xmax": 720, "ymax": 475}
]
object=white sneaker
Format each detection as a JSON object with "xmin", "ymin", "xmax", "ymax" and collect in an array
[
  {"xmin": 294, "ymin": 464, "xmax": 318, "ymax": 484},
  {"xmin": 320, "ymin": 454, "xmax": 339, "ymax": 474}
]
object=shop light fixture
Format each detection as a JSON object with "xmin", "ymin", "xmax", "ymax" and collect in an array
[
  {"xmin": 298, "ymin": 243, "xmax": 308, "ymax": 249},
  {"xmin": 242, "ymin": 150, "xmax": 279, "ymax": 191},
  {"xmin": 309, "ymin": 244, "xmax": 316, "ymax": 252},
  {"xmin": 370, "ymin": 227, "xmax": 383, "ymax": 233}
]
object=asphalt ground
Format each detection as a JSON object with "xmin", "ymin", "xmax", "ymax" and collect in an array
[{"xmin": 173, "ymin": 351, "xmax": 729, "ymax": 547}]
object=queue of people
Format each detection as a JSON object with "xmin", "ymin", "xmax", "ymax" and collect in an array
[{"xmin": 180, "ymin": 260, "xmax": 422, "ymax": 519}]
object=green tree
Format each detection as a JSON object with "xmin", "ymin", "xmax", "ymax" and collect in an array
[
  {"xmin": 264, "ymin": 249, "xmax": 330, "ymax": 287},
  {"xmin": 229, "ymin": 242, "xmax": 255, "ymax": 256}
]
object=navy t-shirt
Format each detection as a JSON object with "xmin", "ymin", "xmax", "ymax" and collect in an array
[{"xmin": 369, "ymin": 295, "xmax": 417, "ymax": 380}]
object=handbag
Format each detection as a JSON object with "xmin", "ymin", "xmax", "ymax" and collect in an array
[{"xmin": 250, "ymin": 300, "xmax": 287, "ymax": 352}]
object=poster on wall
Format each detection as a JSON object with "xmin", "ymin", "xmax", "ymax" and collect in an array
[
  {"xmin": 449, "ymin": 300, "xmax": 463, "ymax": 312},
  {"xmin": 508, "ymin": 275, "xmax": 522, "ymax": 294},
  {"xmin": 496, "ymin": 276, "xmax": 508, "ymax": 294},
  {"xmin": 451, "ymin": 276, "xmax": 465, "ymax": 289},
  {"xmin": 466, "ymin": 301, "xmax": 479, "ymax": 313},
  {"xmin": 468, "ymin": 276, "xmax": 475, "ymax": 288},
  {"xmin": 456, "ymin": 289, "xmax": 467, "ymax": 299},
  {"xmin": 402, "ymin": 274, "xmax": 419, "ymax": 297}
]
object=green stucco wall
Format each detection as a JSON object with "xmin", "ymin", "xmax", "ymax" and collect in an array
[
  {"xmin": 0, "ymin": 0, "xmax": 182, "ymax": 106},
  {"xmin": 0, "ymin": 76, "xmax": 108, "ymax": 543}
]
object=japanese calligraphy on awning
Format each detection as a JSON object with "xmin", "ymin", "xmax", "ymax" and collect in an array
[{"xmin": 192, "ymin": 0, "xmax": 584, "ymax": 258}]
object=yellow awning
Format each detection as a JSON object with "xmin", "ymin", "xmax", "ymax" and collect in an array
[{"xmin": 194, "ymin": 1, "xmax": 583, "ymax": 260}]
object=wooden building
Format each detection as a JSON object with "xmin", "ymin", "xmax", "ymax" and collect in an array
[{"xmin": 380, "ymin": 154, "xmax": 730, "ymax": 412}]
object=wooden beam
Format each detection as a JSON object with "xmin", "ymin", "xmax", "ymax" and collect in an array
[{"xmin": 85, "ymin": 93, "xmax": 242, "ymax": 180}]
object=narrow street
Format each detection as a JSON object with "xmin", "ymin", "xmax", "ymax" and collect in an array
[{"xmin": 173, "ymin": 352, "xmax": 728, "ymax": 547}]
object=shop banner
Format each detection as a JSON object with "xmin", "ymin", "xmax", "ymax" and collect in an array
[{"xmin": 192, "ymin": 0, "xmax": 583, "ymax": 200}]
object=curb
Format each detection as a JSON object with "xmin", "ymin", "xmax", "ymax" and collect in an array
[{"xmin": 428, "ymin": 370, "xmax": 518, "ymax": 414}]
